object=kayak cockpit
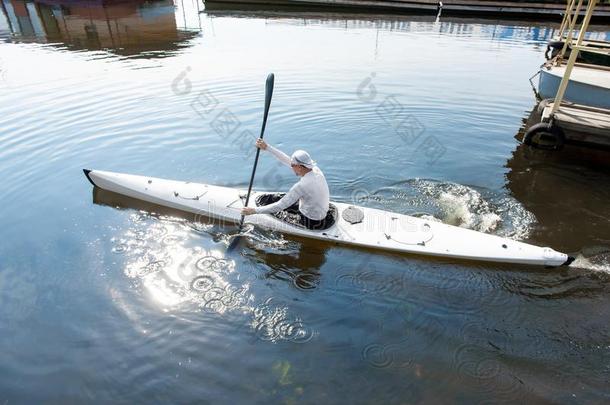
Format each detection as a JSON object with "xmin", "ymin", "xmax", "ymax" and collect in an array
[{"xmin": 255, "ymin": 193, "xmax": 338, "ymax": 231}]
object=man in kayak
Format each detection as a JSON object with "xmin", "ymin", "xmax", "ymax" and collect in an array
[{"xmin": 241, "ymin": 139, "xmax": 331, "ymax": 230}]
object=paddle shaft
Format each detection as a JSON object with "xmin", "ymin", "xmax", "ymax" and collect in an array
[{"xmin": 237, "ymin": 73, "xmax": 275, "ymax": 230}]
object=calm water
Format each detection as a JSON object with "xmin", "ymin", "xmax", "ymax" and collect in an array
[{"xmin": 1, "ymin": 1, "xmax": 610, "ymax": 403}]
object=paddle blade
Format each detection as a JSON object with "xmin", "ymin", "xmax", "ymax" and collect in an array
[
  {"xmin": 264, "ymin": 73, "xmax": 274, "ymax": 111},
  {"xmin": 227, "ymin": 235, "xmax": 243, "ymax": 252},
  {"xmin": 260, "ymin": 73, "xmax": 274, "ymax": 136}
]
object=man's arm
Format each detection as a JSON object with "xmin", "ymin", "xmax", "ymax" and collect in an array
[
  {"xmin": 255, "ymin": 139, "xmax": 291, "ymax": 167},
  {"xmin": 263, "ymin": 142, "xmax": 291, "ymax": 168},
  {"xmin": 255, "ymin": 183, "xmax": 302, "ymax": 214}
]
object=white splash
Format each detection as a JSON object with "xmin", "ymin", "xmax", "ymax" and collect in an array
[
  {"xmin": 412, "ymin": 179, "xmax": 536, "ymax": 240},
  {"xmin": 569, "ymin": 254, "xmax": 610, "ymax": 273},
  {"xmin": 437, "ymin": 189, "xmax": 502, "ymax": 233}
]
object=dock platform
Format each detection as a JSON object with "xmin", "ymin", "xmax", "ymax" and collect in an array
[{"xmin": 542, "ymin": 101, "xmax": 610, "ymax": 148}]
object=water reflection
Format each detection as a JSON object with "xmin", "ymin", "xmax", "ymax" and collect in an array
[
  {"xmin": 93, "ymin": 186, "xmax": 328, "ymax": 289},
  {"xmin": 93, "ymin": 186, "xmax": 317, "ymax": 343},
  {"xmin": 203, "ymin": 1, "xmax": 610, "ymax": 43},
  {"xmin": 507, "ymin": 108, "xmax": 610, "ymax": 259},
  {"xmin": 0, "ymin": 0, "xmax": 201, "ymax": 57},
  {"xmin": 248, "ymin": 242, "xmax": 327, "ymax": 290}
]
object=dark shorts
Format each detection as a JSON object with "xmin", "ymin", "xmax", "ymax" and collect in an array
[{"xmin": 256, "ymin": 193, "xmax": 333, "ymax": 230}]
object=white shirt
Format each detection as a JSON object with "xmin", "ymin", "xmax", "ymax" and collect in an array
[{"xmin": 255, "ymin": 144, "xmax": 330, "ymax": 220}]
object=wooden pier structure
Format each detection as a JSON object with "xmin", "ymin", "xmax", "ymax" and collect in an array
[
  {"xmin": 204, "ymin": 0, "xmax": 610, "ymax": 21},
  {"xmin": 525, "ymin": 0, "xmax": 610, "ymax": 151}
]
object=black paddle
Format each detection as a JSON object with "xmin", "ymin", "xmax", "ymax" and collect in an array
[{"xmin": 227, "ymin": 73, "xmax": 275, "ymax": 251}]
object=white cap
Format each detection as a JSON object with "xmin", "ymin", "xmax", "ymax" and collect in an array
[{"xmin": 290, "ymin": 150, "xmax": 316, "ymax": 169}]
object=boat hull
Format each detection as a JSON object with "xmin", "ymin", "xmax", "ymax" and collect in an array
[
  {"xmin": 84, "ymin": 169, "xmax": 571, "ymax": 267},
  {"xmin": 539, "ymin": 65, "xmax": 610, "ymax": 109}
]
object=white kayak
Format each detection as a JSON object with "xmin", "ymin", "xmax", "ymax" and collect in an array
[{"xmin": 84, "ymin": 169, "xmax": 574, "ymax": 267}]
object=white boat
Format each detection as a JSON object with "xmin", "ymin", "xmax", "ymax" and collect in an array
[
  {"xmin": 83, "ymin": 169, "xmax": 573, "ymax": 267},
  {"xmin": 539, "ymin": 63, "xmax": 610, "ymax": 109}
]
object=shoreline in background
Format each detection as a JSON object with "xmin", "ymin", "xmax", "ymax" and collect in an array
[{"xmin": 204, "ymin": 0, "xmax": 610, "ymax": 22}]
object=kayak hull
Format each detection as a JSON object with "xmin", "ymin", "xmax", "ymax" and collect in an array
[{"xmin": 84, "ymin": 169, "xmax": 572, "ymax": 267}]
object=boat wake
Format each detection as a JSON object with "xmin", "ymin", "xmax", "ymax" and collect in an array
[
  {"xmin": 568, "ymin": 247, "xmax": 610, "ymax": 274},
  {"xmin": 436, "ymin": 187, "xmax": 502, "ymax": 233},
  {"xmin": 416, "ymin": 180, "xmax": 537, "ymax": 240},
  {"xmin": 369, "ymin": 179, "xmax": 536, "ymax": 240}
]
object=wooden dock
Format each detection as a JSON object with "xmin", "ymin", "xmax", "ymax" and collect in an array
[
  {"xmin": 204, "ymin": 0, "xmax": 610, "ymax": 21},
  {"xmin": 542, "ymin": 101, "xmax": 610, "ymax": 147}
]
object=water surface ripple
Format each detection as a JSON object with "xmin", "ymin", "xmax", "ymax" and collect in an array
[{"xmin": 1, "ymin": 1, "xmax": 610, "ymax": 403}]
